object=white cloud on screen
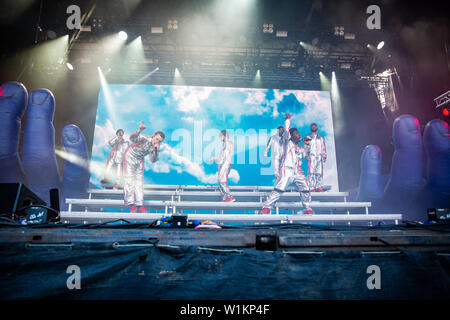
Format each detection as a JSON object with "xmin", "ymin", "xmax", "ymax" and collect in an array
[
  {"xmin": 146, "ymin": 143, "xmax": 240, "ymax": 184},
  {"xmin": 172, "ymin": 86, "xmax": 213, "ymax": 113},
  {"xmin": 92, "ymin": 119, "xmax": 116, "ymax": 154}
]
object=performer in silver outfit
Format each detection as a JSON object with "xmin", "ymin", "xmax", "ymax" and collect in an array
[
  {"xmin": 101, "ymin": 129, "xmax": 129, "ymax": 188},
  {"xmin": 264, "ymin": 126, "xmax": 285, "ymax": 183},
  {"xmin": 122, "ymin": 121, "xmax": 165, "ymax": 213},
  {"xmin": 261, "ymin": 114, "xmax": 313, "ymax": 215},
  {"xmin": 210, "ymin": 130, "xmax": 235, "ymax": 202},
  {"xmin": 305, "ymin": 123, "xmax": 327, "ymax": 192}
]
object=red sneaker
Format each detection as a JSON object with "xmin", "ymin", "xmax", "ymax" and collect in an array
[
  {"xmin": 230, "ymin": 196, "xmax": 236, "ymax": 202},
  {"xmin": 222, "ymin": 197, "xmax": 233, "ymax": 202},
  {"xmin": 260, "ymin": 208, "xmax": 271, "ymax": 214},
  {"xmin": 138, "ymin": 206, "xmax": 147, "ymax": 213},
  {"xmin": 130, "ymin": 205, "xmax": 137, "ymax": 213},
  {"xmin": 303, "ymin": 208, "xmax": 314, "ymax": 215},
  {"xmin": 315, "ymin": 188, "xmax": 324, "ymax": 192}
]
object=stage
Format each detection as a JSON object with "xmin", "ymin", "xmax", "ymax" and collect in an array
[{"xmin": 0, "ymin": 221, "xmax": 449, "ymax": 300}]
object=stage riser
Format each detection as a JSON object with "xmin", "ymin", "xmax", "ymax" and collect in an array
[
  {"xmin": 67, "ymin": 200, "xmax": 371, "ymax": 210},
  {"xmin": 60, "ymin": 212, "xmax": 401, "ymax": 224},
  {"xmin": 89, "ymin": 194, "xmax": 348, "ymax": 202}
]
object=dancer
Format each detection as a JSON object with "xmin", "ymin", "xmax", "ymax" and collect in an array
[
  {"xmin": 305, "ymin": 123, "xmax": 327, "ymax": 192},
  {"xmin": 210, "ymin": 130, "xmax": 235, "ymax": 202},
  {"xmin": 261, "ymin": 114, "xmax": 313, "ymax": 215},
  {"xmin": 101, "ymin": 129, "xmax": 129, "ymax": 188},
  {"xmin": 123, "ymin": 121, "xmax": 165, "ymax": 213},
  {"xmin": 264, "ymin": 126, "xmax": 285, "ymax": 183}
]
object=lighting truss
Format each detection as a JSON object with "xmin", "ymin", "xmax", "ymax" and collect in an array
[{"xmin": 434, "ymin": 90, "xmax": 450, "ymax": 108}]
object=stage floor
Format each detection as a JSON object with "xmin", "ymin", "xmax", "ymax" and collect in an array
[{"xmin": 1, "ymin": 223, "xmax": 449, "ymax": 251}]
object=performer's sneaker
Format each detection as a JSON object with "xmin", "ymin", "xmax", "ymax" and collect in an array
[
  {"xmin": 222, "ymin": 197, "xmax": 235, "ymax": 202},
  {"xmin": 230, "ymin": 196, "xmax": 236, "ymax": 202},
  {"xmin": 315, "ymin": 188, "xmax": 324, "ymax": 192},
  {"xmin": 303, "ymin": 208, "xmax": 315, "ymax": 215},
  {"xmin": 130, "ymin": 205, "xmax": 137, "ymax": 213},
  {"xmin": 138, "ymin": 206, "xmax": 147, "ymax": 213},
  {"xmin": 260, "ymin": 208, "xmax": 271, "ymax": 215}
]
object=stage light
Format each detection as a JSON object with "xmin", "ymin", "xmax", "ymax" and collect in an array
[
  {"xmin": 66, "ymin": 62, "xmax": 74, "ymax": 70},
  {"xmin": 118, "ymin": 31, "xmax": 128, "ymax": 41},
  {"xmin": 121, "ymin": 35, "xmax": 145, "ymax": 64},
  {"xmin": 97, "ymin": 67, "xmax": 119, "ymax": 127},
  {"xmin": 299, "ymin": 41, "xmax": 319, "ymax": 53},
  {"xmin": 19, "ymin": 34, "xmax": 70, "ymax": 74},
  {"xmin": 151, "ymin": 27, "xmax": 163, "ymax": 34},
  {"xmin": 276, "ymin": 30, "xmax": 288, "ymax": 37},
  {"xmin": 131, "ymin": 67, "xmax": 160, "ymax": 85},
  {"xmin": 252, "ymin": 69, "xmax": 261, "ymax": 87},
  {"xmin": 263, "ymin": 23, "xmax": 274, "ymax": 34},
  {"xmin": 443, "ymin": 108, "xmax": 449, "ymax": 117},
  {"xmin": 168, "ymin": 20, "xmax": 178, "ymax": 30},
  {"xmin": 331, "ymin": 71, "xmax": 344, "ymax": 135},
  {"xmin": 377, "ymin": 41, "xmax": 385, "ymax": 50},
  {"xmin": 173, "ymin": 67, "xmax": 185, "ymax": 85},
  {"xmin": 319, "ymin": 72, "xmax": 330, "ymax": 91}
]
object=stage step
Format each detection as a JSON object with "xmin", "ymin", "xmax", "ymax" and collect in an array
[
  {"xmin": 87, "ymin": 189, "xmax": 349, "ymax": 202},
  {"xmin": 99, "ymin": 184, "xmax": 333, "ymax": 192},
  {"xmin": 59, "ymin": 211, "xmax": 402, "ymax": 224},
  {"xmin": 66, "ymin": 198, "xmax": 371, "ymax": 214}
]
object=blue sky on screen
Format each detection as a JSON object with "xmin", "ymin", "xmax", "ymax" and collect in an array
[{"xmin": 91, "ymin": 84, "xmax": 339, "ymax": 190}]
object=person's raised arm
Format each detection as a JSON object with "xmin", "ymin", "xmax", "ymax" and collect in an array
[
  {"xmin": 130, "ymin": 121, "xmax": 146, "ymax": 142},
  {"xmin": 264, "ymin": 136, "xmax": 272, "ymax": 158},
  {"xmin": 108, "ymin": 135, "xmax": 119, "ymax": 146},
  {"xmin": 284, "ymin": 113, "xmax": 292, "ymax": 141}
]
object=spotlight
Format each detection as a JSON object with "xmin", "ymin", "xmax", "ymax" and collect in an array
[
  {"xmin": 443, "ymin": 108, "xmax": 449, "ymax": 117},
  {"xmin": 263, "ymin": 23, "xmax": 274, "ymax": 34},
  {"xmin": 377, "ymin": 41, "xmax": 384, "ymax": 50},
  {"xmin": 118, "ymin": 31, "xmax": 128, "ymax": 41},
  {"xmin": 168, "ymin": 19, "xmax": 178, "ymax": 30},
  {"xmin": 66, "ymin": 62, "xmax": 74, "ymax": 70}
]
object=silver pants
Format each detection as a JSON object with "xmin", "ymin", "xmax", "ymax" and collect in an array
[
  {"xmin": 123, "ymin": 153, "xmax": 144, "ymax": 206},
  {"xmin": 308, "ymin": 156, "xmax": 324, "ymax": 189},
  {"xmin": 273, "ymin": 157, "xmax": 281, "ymax": 184},
  {"xmin": 218, "ymin": 164, "xmax": 232, "ymax": 200},
  {"xmin": 104, "ymin": 161, "xmax": 122, "ymax": 184},
  {"xmin": 263, "ymin": 167, "xmax": 311, "ymax": 210}
]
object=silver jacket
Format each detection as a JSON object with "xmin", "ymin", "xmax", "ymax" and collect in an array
[{"xmin": 108, "ymin": 136, "xmax": 129, "ymax": 164}]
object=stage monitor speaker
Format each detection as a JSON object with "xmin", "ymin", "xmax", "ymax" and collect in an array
[
  {"xmin": 427, "ymin": 208, "xmax": 450, "ymax": 222},
  {"xmin": 0, "ymin": 183, "xmax": 46, "ymax": 219}
]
